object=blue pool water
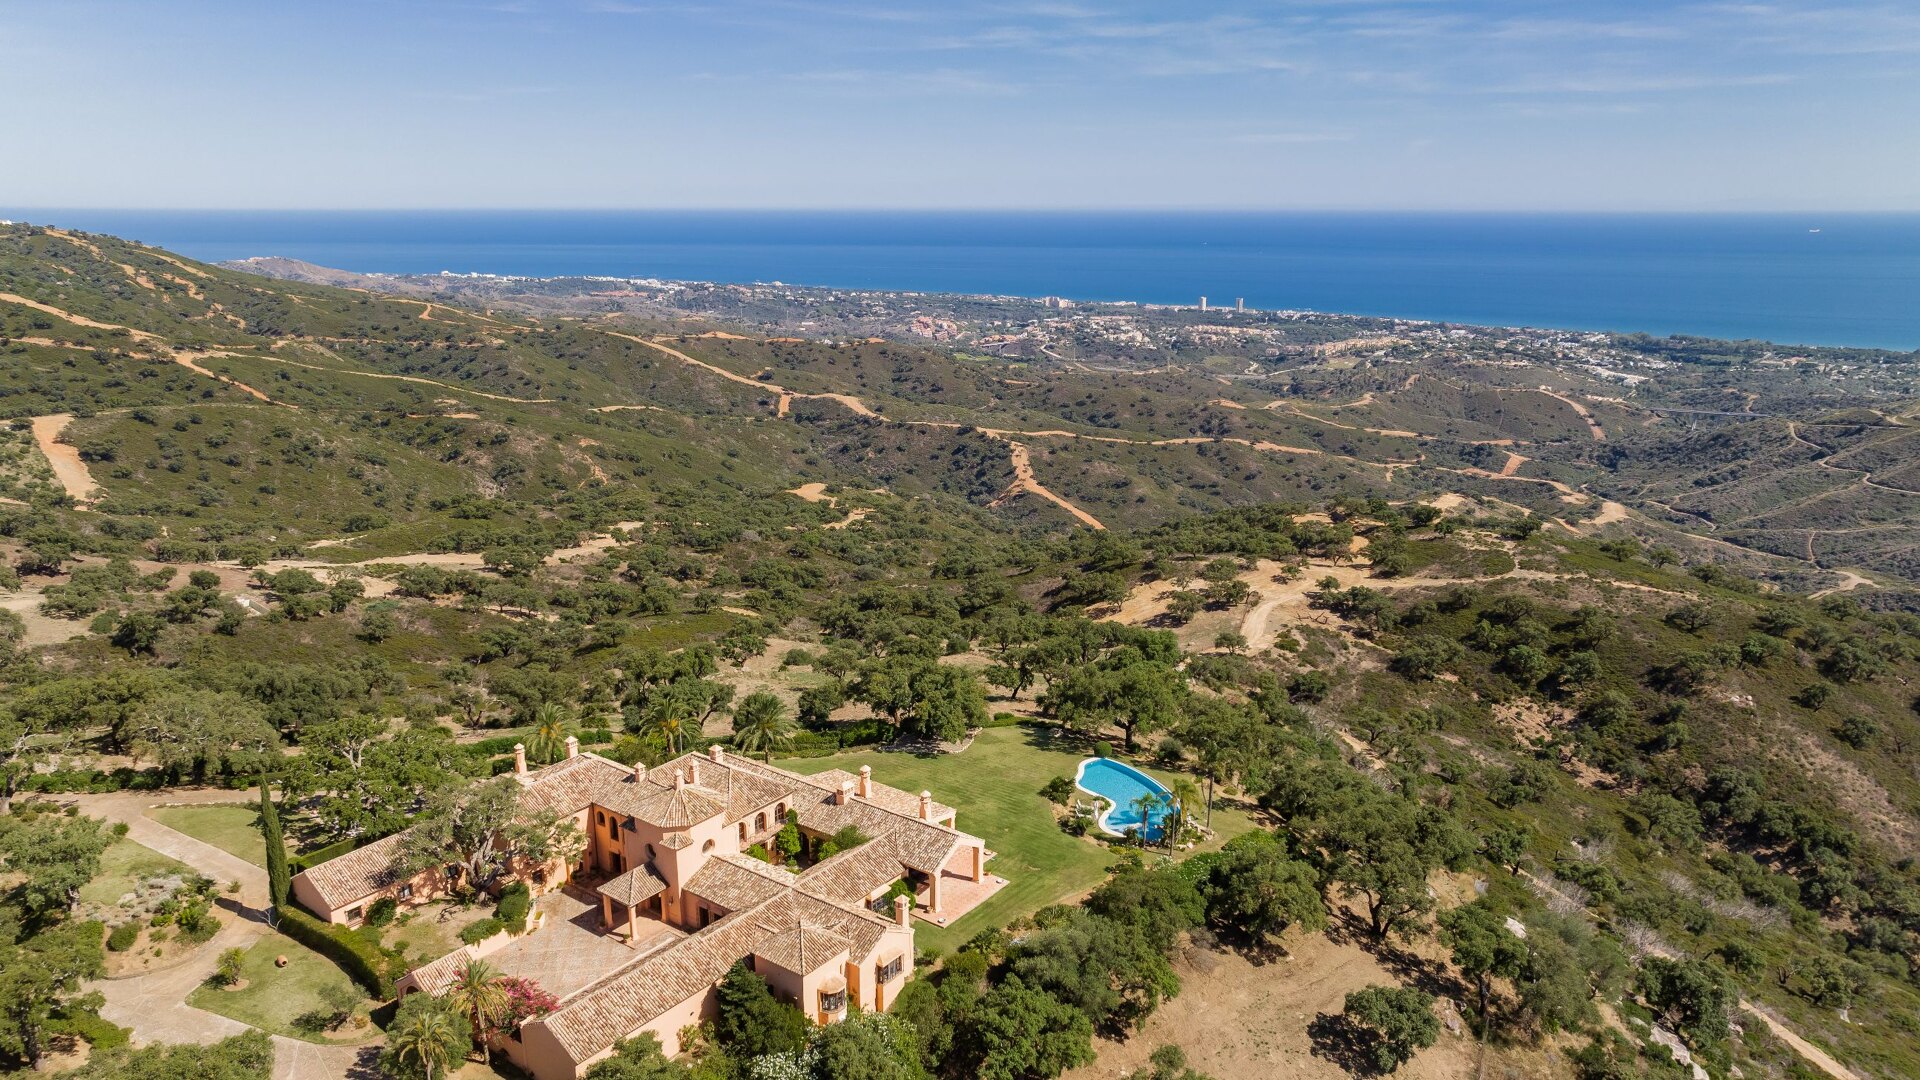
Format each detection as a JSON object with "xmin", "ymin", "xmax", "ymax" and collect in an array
[{"xmin": 1076, "ymin": 757, "xmax": 1175, "ymax": 841}]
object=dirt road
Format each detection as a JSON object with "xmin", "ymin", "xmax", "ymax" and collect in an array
[{"xmin": 29, "ymin": 413, "xmax": 99, "ymax": 504}]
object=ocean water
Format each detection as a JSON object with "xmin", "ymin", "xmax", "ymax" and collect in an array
[{"xmin": 16, "ymin": 210, "xmax": 1920, "ymax": 349}]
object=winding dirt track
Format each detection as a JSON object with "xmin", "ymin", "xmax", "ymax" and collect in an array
[
  {"xmin": 0, "ymin": 292, "xmax": 160, "ymax": 340},
  {"xmin": 29, "ymin": 414, "xmax": 100, "ymax": 504},
  {"xmin": 1503, "ymin": 387, "xmax": 1607, "ymax": 440},
  {"xmin": 988, "ymin": 441, "xmax": 1107, "ymax": 529}
]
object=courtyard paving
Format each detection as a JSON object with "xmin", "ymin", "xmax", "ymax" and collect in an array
[{"xmin": 488, "ymin": 888, "xmax": 681, "ymax": 999}]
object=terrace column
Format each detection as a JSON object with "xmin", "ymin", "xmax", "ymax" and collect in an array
[
  {"xmin": 929, "ymin": 872, "xmax": 942, "ymax": 914},
  {"xmin": 970, "ymin": 845, "xmax": 984, "ymax": 882},
  {"xmin": 627, "ymin": 901, "xmax": 636, "ymax": 944}
]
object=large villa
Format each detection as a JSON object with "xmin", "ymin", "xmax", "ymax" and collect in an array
[{"xmin": 289, "ymin": 740, "xmax": 1004, "ymax": 1079}]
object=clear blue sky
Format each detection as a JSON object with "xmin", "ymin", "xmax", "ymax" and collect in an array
[{"xmin": 4, "ymin": 1, "xmax": 1916, "ymax": 210}]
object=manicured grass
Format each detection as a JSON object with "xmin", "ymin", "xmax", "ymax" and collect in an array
[
  {"xmin": 783, "ymin": 725, "xmax": 1261, "ymax": 954},
  {"xmin": 79, "ymin": 837, "xmax": 195, "ymax": 908},
  {"xmin": 148, "ymin": 804, "xmax": 265, "ymax": 867},
  {"xmin": 187, "ymin": 936, "xmax": 374, "ymax": 1043}
]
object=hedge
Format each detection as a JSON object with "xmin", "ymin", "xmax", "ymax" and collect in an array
[
  {"xmin": 290, "ymin": 836, "xmax": 364, "ymax": 874},
  {"xmin": 496, "ymin": 882, "xmax": 531, "ymax": 933},
  {"xmin": 274, "ymin": 905, "xmax": 402, "ymax": 998},
  {"xmin": 460, "ymin": 917, "xmax": 506, "ymax": 945},
  {"xmin": 23, "ymin": 766, "xmax": 249, "ymax": 795}
]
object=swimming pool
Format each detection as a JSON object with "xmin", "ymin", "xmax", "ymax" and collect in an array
[{"xmin": 1075, "ymin": 757, "xmax": 1175, "ymax": 840}]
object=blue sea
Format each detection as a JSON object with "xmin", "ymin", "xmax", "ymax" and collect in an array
[{"xmin": 15, "ymin": 210, "xmax": 1920, "ymax": 349}]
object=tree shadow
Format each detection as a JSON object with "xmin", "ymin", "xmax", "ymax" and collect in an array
[
  {"xmin": 1326, "ymin": 908, "xmax": 1460, "ymax": 1000},
  {"xmin": 1308, "ymin": 1011, "xmax": 1385, "ymax": 1077},
  {"xmin": 343, "ymin": 1045, "xmax": 387, "ymax": 1080},
  {"xmin": 214, "ymin": 893, "xmax": 267, "ymax": 925}
]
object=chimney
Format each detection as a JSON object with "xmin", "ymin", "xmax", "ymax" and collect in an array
[
  {"xmin": 688, "ymin": 761, "xmax": 700, "ymax": 787},
  {"xmin": 673, "ymin": 768, "xmax": 686, "ymax": 791},
  {"xmin": 564, "ymin": 735, "xmax": 579, "ymax": 760},
  {"xmin": 835, "ymin": 779, "xmax": 854, "ymax": 806},
  {"xmin": 893, "ymin": 894, "xmax": 912, "ymax": 927},
  {"xmin": 708, "ymin": 743, "xmax": 725, "ymax": 763},
  {"xmin": 857, "ymin": 765, "xmax": 872, "ymax": 799},
  {"xmin": 632, "ymin": 761, "xmax": 645, "ymax": 782},
  {"xmin": 918, "ymin": 791, "xmax": 933, "ymax": 821},
  {"xmin": 513, "ymin": 743, "xmax": 528, "ymax": 777}
]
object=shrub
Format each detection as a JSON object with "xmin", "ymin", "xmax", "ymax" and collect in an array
[
  {"xmin": 1093, "ymin": 740, "xmax": 1113, "ymax": 759},
  {"xmin": 1041, "ymin": 775, "xmax": 1076, "ymax": 804},
  {"xmin": 106, "ymin": 922, "xmax": 139, "ymax": 952},
  {"xmin": 176, "ymin": 901, "xmax": 219, "ymax": 944},
  {"xmin": 461, "ymin": 917, "xmax": 506, "ymax": 945},
  {"xmin": 46, "ymin": 1009, "xmax": 128, "ymax": 1051},
  {"xmin": 215, "ymin": 947, "xmax": 246, "ymax": 987},
  {"xmin": 496, "ymin": 882, "xmax": 532, "ymax": 932},
  {"xmin": 365, "ymin": 897, "xmax": 398, "ymax": 928}
]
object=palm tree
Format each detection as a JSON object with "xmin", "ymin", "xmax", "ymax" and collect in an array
[
  {"xmin": 731, "ymin": 692, "xmax": 797, "ymax": 762},
  {"xmin": 387, "ymin": 996, "xmax": 468, "ymax": 1080},
  {"xmin": 1167, "ymin": 776, "xmax": 1203, "ymax": 847},
  {"xmin": 445, "ymin": 957, "xmax": 509, "ymax": 1059},
  {"xmin": 525, "ymin": 702, "xmax": 573, "ymax": 765},
  {"xmin": 637, "ymin": 697, "xmax": 693, "ymax": 755}
]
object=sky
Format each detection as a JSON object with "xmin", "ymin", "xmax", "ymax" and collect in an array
[{"xmin": 3, "ymin": 1, "xmax": 1917, "ymax": 211}]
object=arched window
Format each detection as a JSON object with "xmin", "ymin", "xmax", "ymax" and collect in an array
[
  {"xmin": 775, "ymin": 802, "xmax": 786, "ymax": 820},
  {"xmin": 738, "ymin": 822, "xmax": 747, "ymax": 842},
  {"xmin": 645, "ymin": 844, "xmax": 656, "ymax": 861},
  {"xmin": 755, "ymin": 812, "xmax": 767, "ymax": 832}
]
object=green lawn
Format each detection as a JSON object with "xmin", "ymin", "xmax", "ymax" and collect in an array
[
  {"xmin": 79, "ymin": 837, "xmax": 195, "ymax": 909},
  {"xmin": 148, "ymin": 804, "xmax": 266, "ymax": 867},
  {"xmin": 187, "ymin": 936, "xmax": 374, "ymax": 1043},
  {"xmin": 782, "ymin": 725, "xmax": 1260, "ymax": 954}
]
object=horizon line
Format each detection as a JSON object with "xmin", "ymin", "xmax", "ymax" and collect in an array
[{"xmin": 7, "ymin": 206, "xmax": 1913, "ymax": 216}]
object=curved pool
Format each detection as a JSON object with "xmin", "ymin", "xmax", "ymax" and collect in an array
[{"xmin": 1075, "ymin": 757, "xmax": 1175, "ymax": 840}]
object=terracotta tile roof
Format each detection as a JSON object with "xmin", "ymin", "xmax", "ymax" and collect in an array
[
  {"xmin": 517, "ymin": 754, "xmax": 633, "ymax": 817},
  {"xmin": 534, "ymin": 888, "xmax": 899, "ymax": 1063},
  {"xmin": 658, "ymin": 831, "xmax": 692, "ymax": 850},
  {"xmin": 685, "ymin": 854, "xmax": 794, "ymax": 911},
  {"xmin": 403, "ymin": 944, "xmax": 478, "ymax": 997},
  {"xmin": 792, "ymin": 841, "xmax": 912, "ymax": 908},
  {"xmin": 536, "ymin": 897, "xmax": 790, "ymax": 1061},
  {"xmin": 753, "ymin": 923, "xmax": 851, "ymax": 975},
  {"xmin": 598, "ymin": 865, "xmax": 668, "ymax": 907},
  {"xmin": 650, "ymin": 753, "xmax": 797, "ymax": 822},
  {"xmin": 295, "ymin": 830, "xmax": 409, "ymax": 910}
]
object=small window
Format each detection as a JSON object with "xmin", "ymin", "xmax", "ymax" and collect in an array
[
  {"xmin": 397, "ymin": 884, "xmax": 413, "ymax": 900},
  {"xmin": 646, "ymin": 844, "xmax": 656, "ymax": 860},
  {"xmin": 820, "ymin": 989, "xmax": 847, "ymax": 1014},
  {"xmin": 597, "ymin": 810, "xmax": 606, "ymax": 826},
  {"xmin": 702, "ymin": 839, "xmax": 715, "ymax": 853}
]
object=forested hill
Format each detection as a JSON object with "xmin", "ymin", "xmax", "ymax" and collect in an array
[{"xmin": 2, "ymin": 223, "xmax": 1919, "ymax": 1080}]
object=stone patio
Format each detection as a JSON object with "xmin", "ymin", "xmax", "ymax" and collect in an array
[
  {"xmin": 488, "ymin": 888, "xmax": 680, "ymax": 999},
  {"xmin": 915, "ymin": 869, "xmax": 1009, "ymax": 928}
]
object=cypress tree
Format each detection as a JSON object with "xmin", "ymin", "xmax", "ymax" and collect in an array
[{"xmin": 260, "ymin": 779, "xmax": 290, "ymax": 912}]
